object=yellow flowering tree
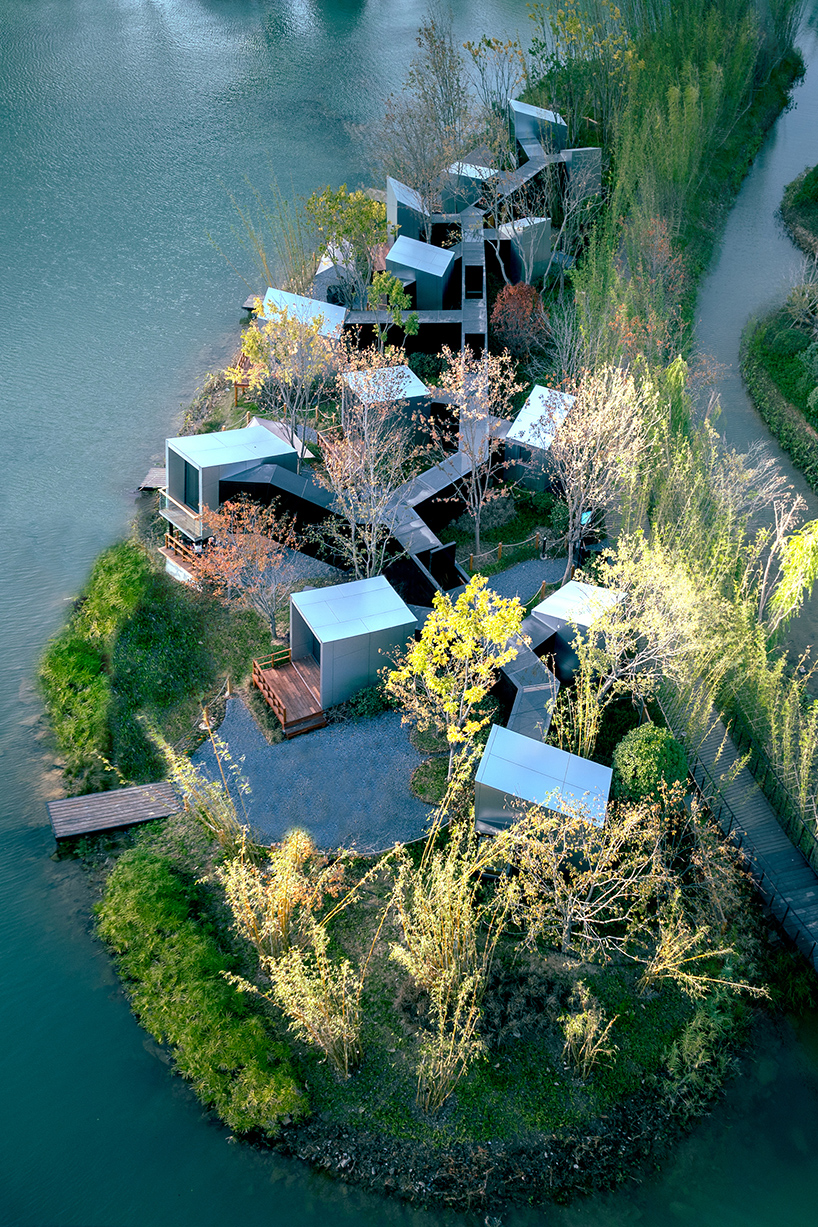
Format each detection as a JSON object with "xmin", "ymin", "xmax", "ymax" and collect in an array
[{"xmin": 385, "ymin": 574, "xmax": 524, "ymax": 778}]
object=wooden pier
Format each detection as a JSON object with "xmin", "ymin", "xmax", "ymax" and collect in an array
[
  {"xmin": 47, "ymin": 782, "xmax": 179, "ymax": 840},
  {"xmin": 252, "ymin": 649, "xmax": 326, "ymax": 738}
]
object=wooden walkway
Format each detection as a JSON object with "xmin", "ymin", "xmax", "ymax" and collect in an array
[
  {"xmin": 47, "ymin": 782, "xmax": 179, "ymax": 840},
  {"xmin": 252, "ymin": 652, "xmax": 326, "ymax": 737},
  {"xmin": 662, "ymin": 700, "xmax": 818, "ymax": 973}
]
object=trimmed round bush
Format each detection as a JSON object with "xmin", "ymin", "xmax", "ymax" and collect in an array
[{"xmin": 611, "ymin": 723, "xmax": 687, "ymax": 802}]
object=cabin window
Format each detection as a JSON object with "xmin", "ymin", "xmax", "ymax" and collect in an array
[{"xmin": 183, "ymin": 461, "xmax": 199, "ymax": 512}]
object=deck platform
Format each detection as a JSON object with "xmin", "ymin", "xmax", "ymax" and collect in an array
[
  {"xmin": 47, "ymin": 782, "xmax": 179, "ymax": 840},
  {"xmin": 252, "ymin": 652, "xmax": 326, "ymax": 737}
]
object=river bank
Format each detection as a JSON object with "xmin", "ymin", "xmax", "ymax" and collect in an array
[{"xmin": 781, "ymin": 164, "xmax": 818, "ymax": 255}]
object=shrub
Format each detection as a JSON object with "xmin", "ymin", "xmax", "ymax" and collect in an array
[
  {"xmin": 345, "ymin": 683, "xmax": 392, "ymax": 720},
  {"xmin": 793, "ymin": 163, "xmax": 818, "ymax": 207},
  {"xmin": 97, "ymin": 849, "xmax": 306, "ymax": 1134},
  {"xmin": 612, "ymin": 724, "xmax": 687, "ymax": 802},
  {"xmin": 490, "ymin": 282, "xmax": 549, "ymax": 359}
]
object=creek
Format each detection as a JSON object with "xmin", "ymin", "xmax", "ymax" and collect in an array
[{"xmin": 1, "ymin": 3, "xmax": 818, "ymax": 1224}]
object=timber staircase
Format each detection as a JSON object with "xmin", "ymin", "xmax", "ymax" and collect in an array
[{"xmin": 252, "ymin": 648, "xmax": 326, "ymax": 738}]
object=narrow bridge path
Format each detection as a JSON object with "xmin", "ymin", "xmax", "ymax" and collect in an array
[{"xmin": 664, "ymin": 699, "xmax": 818, "ymax": 972}]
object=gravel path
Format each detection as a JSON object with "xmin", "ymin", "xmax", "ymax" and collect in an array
[
  {"xmin": 486, "ymin": 557, "xmax": 566, "ymax": 602},
  {"xmin": 192, "ymin": 697, "xmax": 433, "ymax": 853}
]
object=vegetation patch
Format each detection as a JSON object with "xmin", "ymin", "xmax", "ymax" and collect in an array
[
  {"xmin": 781, "ymin": 164, "xmax": 818, "ymax": 256},
  {"xmin": 96, "ymin": 844, "xmax": 306, "ymax": 1135},
  {"xmin": 39, "ymin": 542, "xmax": 270, "ymax": 792},
  {"xmin": 741, "ymin": 319, "xmax": 818, "ymax": 493},
  {"xmin": 410, "ymin": 756, "xmax": 449, "ymax": 803}
]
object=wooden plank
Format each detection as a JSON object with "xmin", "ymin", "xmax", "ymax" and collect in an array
[{"xmin": 47, "ymin": 783, "xmax": 178, "ymax": 839}]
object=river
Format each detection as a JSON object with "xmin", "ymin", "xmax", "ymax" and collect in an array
[{"xmin": 2, "ymin": 3, "xmax": 818, "ymax": 1225}]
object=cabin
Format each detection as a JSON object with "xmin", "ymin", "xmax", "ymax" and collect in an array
[
  {"xmin": 341, "ymin": 365, "xmax": 430, "ymax": 433},
  {"xmin": 386, "ymin": 177, "xmax": 429, "ymax": 244},
  {"xmin": 474, "ymin": 724, "xmax": 612, "ymax": 834},
  {"xmin": 440, "ymin": 159, "xmax": 498, "ymax": 213},
  {"xmin": 508, "ymin": 98, "xmax": 568, "ymax": 152},
  {"xmin": 289, "ymin": 576, "xmax": 417, "ymax": 710},
  {"xmin": 385, "ymin": 235, "xmax": 457, "ymax": 311},
  {"xmin": 505, "ymin": 385, "xmax": 575, "ymax": 491},
  {"xmin": 529, "ymin": 580, "xmax": 623, "ymax": 682},
  {"xmin": 497, "ymin": 216, "xmax": 552, "ymax": 284},
  {"xmin": 159, "ymin": 422, "xmax": 298, "ymax": 580},
  {"xmin": 261, "ymin": 287, "xmax": 348, "ymax": 339}
]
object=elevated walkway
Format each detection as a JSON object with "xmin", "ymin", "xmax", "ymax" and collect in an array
[{"xmin": 661, "ymin": 691, "xmax": 818, "ymax": 974}]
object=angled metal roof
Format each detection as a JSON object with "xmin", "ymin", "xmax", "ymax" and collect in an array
[
  {"xmin": 509, "ymin": 97, "xmax": 567, "ymax": 131},
  {"xmin": 223, "ymin": 461, "xmax": 335, "ymax": 511},
  {"xmin": 477, "ymin": 724, "xmax": 611, "ymax": 825},
  {"xmin": 386, "ymin": 177, "xmax": 428, "ymax": 214},
  {"xmin": 292, "ymin": 575, "xmax": 416, "ymax": 645},
  {"xmin": 532, "ymin": 580, "xmax": 622, "ymax": 630},
  {"xmin": 343, "ymin": 365, "xmax": 428, "ymax": 403},
  {"xmin": 168, "ymin": 424, "xmax": 297, "ymax": 469},
  {"xmin": 507, "ymin": 385, "xmax": 575, "ymax": 450},
  {"xmin": 262, "ymin": 288, "xmax": 348, "ymax": 339},
  {"xmin": 387, "ymin": 235, "xmax": 455, "ymax": 278},
  {"xmin": 446, "ymin": 160, "xmax": 498, "ymax": 180}
]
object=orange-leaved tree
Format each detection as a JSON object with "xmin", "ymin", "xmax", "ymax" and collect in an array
[{"xmin": 189, "ymin": 496, "xmax": 299, "ymax": 639}]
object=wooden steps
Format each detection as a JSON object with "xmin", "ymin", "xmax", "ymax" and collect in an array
[{"xmin": 252, "ymin": 651, "xmax": 326, "ymax": 738}]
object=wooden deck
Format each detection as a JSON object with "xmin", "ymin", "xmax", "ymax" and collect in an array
[
  {"xmin": 661, "ymin": 694, "xmax": 818, "ymax": 974},
  {"xmin": 47, "ymin": 782, "xmax": 179, "ymax": 840},
  {"xmin": 252, "ymin": 651, "xmax": 326, "ymax": 737}
]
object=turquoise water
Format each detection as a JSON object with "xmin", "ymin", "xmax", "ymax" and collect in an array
[{"xmin": 2, "ymin": 3, "xmax": 818, "ymax": 1224}]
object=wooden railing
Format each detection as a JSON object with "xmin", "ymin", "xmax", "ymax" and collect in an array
[
  {"xmin": 252, "ymin": 648, "xmax": 292, "ymax": 728},
  {"xmin": 163, "ymin": 532, "xmax": 198, "ymax": 564}
]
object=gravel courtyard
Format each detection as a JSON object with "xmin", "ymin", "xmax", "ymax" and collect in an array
[{"xmin": 192, "ymin": 697, "xmax": 433, "ymax": 854}]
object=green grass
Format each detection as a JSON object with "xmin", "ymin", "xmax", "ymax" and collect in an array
[
  {"xmin": 39, "ymin": 542, "xmax": 271, "ymax": 791},
  {"xmin": 410, "ymin": 756, "xmax": 449, "ymax": 803},
  {"xmin": 741, "ymin": 318, "xmax": 818, "ymax": 494},
  {"xmin": 96, "ymin": 845, "xmax": 306, "ymax": 1135}
]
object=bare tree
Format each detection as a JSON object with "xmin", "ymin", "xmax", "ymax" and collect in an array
[
  {"xmin": 189, "ymin": 497, "xmax": 300, "ymax": 639},
  {"xmin": 373, "ymin": 5, "xmax": 476, "ymax": 236},
  {"xmin": 534, "ymin": 365, "xmax": 658, "ymax": 582},
  {"xmin": 438, "ymin": 346, "xmax": 524, "ymax": 557},
  {"xmin": 315, "ymin": 358, "xmax": 416, "ymax": 579}
]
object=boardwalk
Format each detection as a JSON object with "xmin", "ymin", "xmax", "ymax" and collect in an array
[
  {"xmin": 47, "ymin": 782, "xmax": 178, "ymax": 839},
  {"xmin": 663, "ymin": 700, "xmax": 818, "ymax": 973}
]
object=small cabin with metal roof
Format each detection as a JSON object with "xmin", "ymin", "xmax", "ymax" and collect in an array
[
  {"xmin": 475, "ymin": 723, "xmax": 612, "ymax": 833},
  {"xmin": 508, "ymin": 98, "xmax": 568, "ymax": 151},
  {"xmin": 529, "ymin": 580, "xmax": 623, "ymax": 682},
  {"xmin": 262, "ymin": 287, "xmax": 348, "ymax": 339},
  {"xmin": 506, "ymin": 385, "xmax": 575, "ymax": 490},
  {"xmin": 161, "ymin": 423, "xmax": 298, "ymax": 542},
  {"xmin": 385, "ymin": 235, "xmax": 456, "ymax": 311},
  {"xmin": 289, "ymin": 576, "xmax": 417, "ymax": 710}
]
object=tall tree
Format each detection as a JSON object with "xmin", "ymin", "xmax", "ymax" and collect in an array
[
  {"xmin": 315, "ymin": 358, "xmax": 416, "ymax": 580},
  {"xmin": 189, "ymin": 497, "xmax": 299, "ymax": 639},
  {"xmin": 366, "ymin": 271, "xmax": 420, "ymax": 354},
  {"xmin": 225, "ymin": 302, "xmax": 333, "ymax": 474},
  {"xmin": 304, "ymin": 185, "xmax": 389, "ymax": 308},
  {"xmin": 438, "ymin": 346, "xmax": 524, "ymax": 557},
  {"xmin": 535, "ymin": 365, "xmax": 659, "ymax": 582},
  {"xmin": 385, "ymin": 574, "xmax": 523, "ymax": 778}
]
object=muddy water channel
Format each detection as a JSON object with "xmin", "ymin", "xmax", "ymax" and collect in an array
[{"xmin": 2, "ymin": 4, "xmax": 818, "ymax": 1225}]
